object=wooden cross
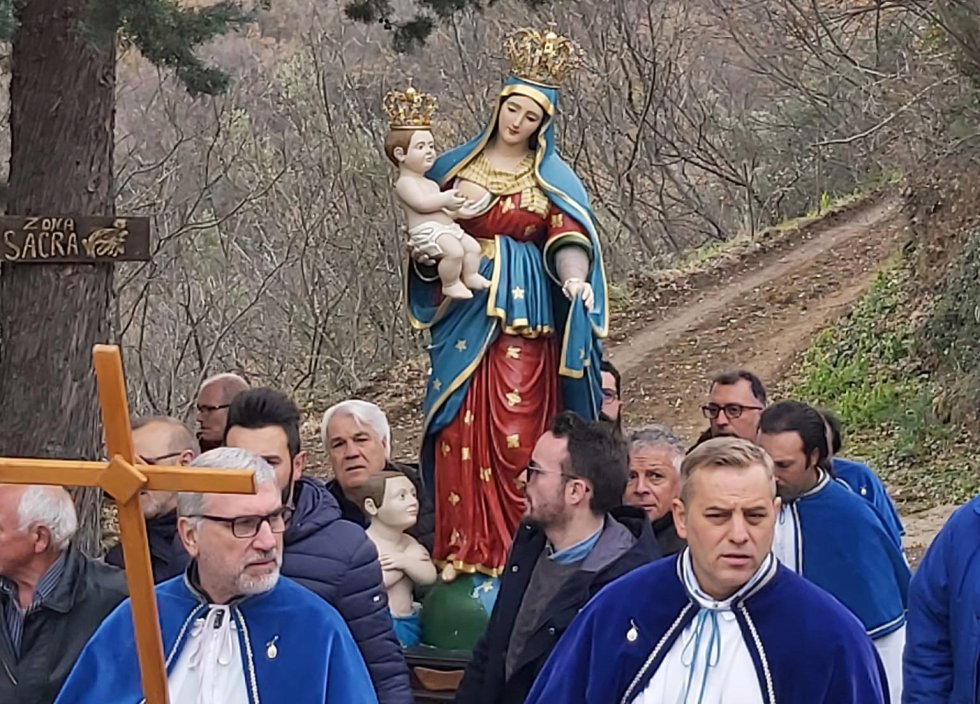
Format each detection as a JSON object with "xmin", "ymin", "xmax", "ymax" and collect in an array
[{"xmin": 0, "ymin": 345, "xmax": 255, "ymax": 704}]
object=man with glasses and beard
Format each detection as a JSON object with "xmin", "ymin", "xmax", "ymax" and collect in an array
[
  {"xmin": 56, "ymin": 448, "xmax": 377, "ymax": 704},
  {"xmin": 692, "ymin": 369, "xmax": 768, "ymax": 448},
  {"xmin": 454, "ymin": 412, "xmax": 658, "ymax": 704},
  {"xmin": 757, "ymin": 400, "xmax": 910, "ymax": 704},
  {"xmin": 104, "ymin": 416, "xmax": 198, "ymax": 582},
  {"xmin": 599, "ymin": 359, "xmax": 623, "ymax": 437}
]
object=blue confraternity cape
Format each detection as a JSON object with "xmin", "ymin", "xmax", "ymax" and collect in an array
[
  {"xmin": 54, "ymin": 569, "xmax": 378, "ymax": 704},
  {"xmin": 832, "ymin": 456, "xmax": 905, "ymax": 551},
  {"xmin": 782, "ymin": 473, "xmax": 910, "ymax": 639},
  {"xmin": 525, "ymin": 554, "xmax": 889, "ymax": 704}
]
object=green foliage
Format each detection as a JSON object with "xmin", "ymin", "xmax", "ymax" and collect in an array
[
  {"xmin": 0, "ymin": 0, "xmax": 13, "ymax": 42},
  {"xmin": 796, "ymin": 261, "xmax": 916, "ymax": 431},
  {"xmin": 819, "ymin": 192, "xmax": 831, "ymax": 214},
  {"xmin": 86, "ymin": 0, "xmax": 262, "ymax": 95},
  {"xmin": 793, "ymin": 254, "xmax": 978, "ymax": 506},
  {"xmin": 343, "ymin": 0, "xmax": 547, "ymax": 51},
  {"xmin": 918, "ymin": 228, "xmax": 980, "ymax": 425},
  {"xmin": 0, "ymin": 1, "xmax": 258, "ymax": 94}
]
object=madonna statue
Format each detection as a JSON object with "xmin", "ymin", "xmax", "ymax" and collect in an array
[{"xmin": 405, "ymin": 26, "xmax": 608, "ymax": 580}]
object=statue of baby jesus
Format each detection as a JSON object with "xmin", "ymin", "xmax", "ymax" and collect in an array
[
  {"xmin": 350, "ymin": 470, "xmax": 437, "ymax": 648},
  {"xmin": 384, "ymin": 85, "xmax": 491, "ymax": 300}
]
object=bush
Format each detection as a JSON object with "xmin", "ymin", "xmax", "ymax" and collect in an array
[
  {"xmin": 918, "ymin": 228, "xmax": 980, "ymax": 429},
  {"xmin": 795, "ymin": 260, "xmax": 917, "ymax": 432}
]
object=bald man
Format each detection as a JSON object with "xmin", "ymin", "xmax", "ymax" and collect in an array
[
  {"xmin": 195, "ymin": 372, "xmax": 249, "ymax": 452},
  {"xmin": 104, "ymin": 416, "xmax": 199, "ymax": 582},
  {"xmin": 0, "ymin": 485, "xmax": 127, "ymax": 704}
]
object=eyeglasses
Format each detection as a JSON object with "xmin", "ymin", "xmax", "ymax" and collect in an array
[
  {"xmin": 186, "ymin": 507, "xmax": 294, "ymax": 538},
  {"xmin": 525, "ymin": 464, "xmax": 580, "ymax": 483},
  {"xmin": 138, "ymin": 451, "xmax": 183, "ymax": 465},
  {"xmin": 701, "ymin": 403, "xmax": 763, "ymax": 420},
  {"xmin": 196, "ymin": 403, "xmax": 230, "ymax": 414}
]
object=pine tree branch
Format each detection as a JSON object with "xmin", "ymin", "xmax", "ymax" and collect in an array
[
  {"xmin": 0, "ymin": 0, "xmax": 14, "ymax": 42},
  {"xmin": 344, "ymin": 0, "xmax": 553, "ymax": 50},
  {"xmin": 87, "ymin": 0, "xmax": 263, "ymax": 96}
]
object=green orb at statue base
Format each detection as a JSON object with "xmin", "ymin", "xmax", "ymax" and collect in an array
[{"xmin": 419, "ymin": 574, "xmax": 496, "ymax": 651}]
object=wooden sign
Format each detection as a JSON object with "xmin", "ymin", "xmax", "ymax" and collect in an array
[
  {"xmin": 0, "ymin": 345, "xmax": 256, "ymax": 704},
  {"xmin": 1, "ymin": 215, "xmax": 150, "ymax": 263}
]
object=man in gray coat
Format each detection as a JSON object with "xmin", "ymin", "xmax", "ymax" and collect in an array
[{"xmin": 0, "ymin": 484, "xmax": 127, "ymax": 704}]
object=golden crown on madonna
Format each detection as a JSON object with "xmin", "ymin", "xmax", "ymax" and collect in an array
[
  {"xmin": 504, "ymin": 24, "xmax": 584, "ymax": 87},
  {"xmin": 384, "ymin": 81, "xmax": 439, "ymax": 130}
]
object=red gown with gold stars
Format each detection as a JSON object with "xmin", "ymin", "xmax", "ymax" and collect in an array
[{"xmin": 428, "ymin": 187, "xmax": 590, "ymax": 577}]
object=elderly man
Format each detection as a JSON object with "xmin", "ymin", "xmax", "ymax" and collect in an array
[
  {"xmin": 321, "ymin": 399, "xmax": 434, "ymax": 552},
  {"xmin": 55, "ymin": 448, "xmax": 377, "ymax": 704},
  {"xmin": 526, "ymin": 438, "xmax": 889, "ymax": 704},
  {"xmin": 0, "ymin": 485, "xmax": 127, "ymax": 704},
  {"xmin": 903, "ymin": 495, "xmax": 980, "ymax": 703},
  {"xmin": 227, "ymin": 389, "xmax": 412, "ymax": 704},
  {"xmin": 105, "ymin": 415, "xmax": 198, "ymax": 582},
  {"xmin": 758, "ymin": 400, "xmax": 909, "ymax": 703},
  {"xmin": 195, "ymin": 372, "xmax": 249, "ymax": 452},
  {"xmin": 693, "ymin": 369, "xmax": 768, "ymax": 447},
  {"xmin": 625, "ymin": 425, "xmax": 687, "ymax": 556},
  {"xmin": 454, "ymin": 412, "xmax": 658, "ymax": 704}
]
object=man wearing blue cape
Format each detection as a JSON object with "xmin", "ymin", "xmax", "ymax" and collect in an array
[
  {"xmin": 403, "ymin": 26, "xmax": 608, "ymax": 579},
  {"xmin": 525, "ymin": 438, "xmax": 889, "ymax": 704},
  {"xmin": 758, "ymin": 401, "xmax": 910, "ymax": 704}
]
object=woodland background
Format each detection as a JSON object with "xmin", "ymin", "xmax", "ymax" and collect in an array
[{"xmin": 1, "ymin": 0, "xmax": 976, "ymax": 433}]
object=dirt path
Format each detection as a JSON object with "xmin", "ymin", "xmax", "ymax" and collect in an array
[
  {"xmin": 605, "ymin": 195, "xmax": 957, "ymax": 556},
  {"xmin": 610, "ymin": 197, "xmax": 905, "ymax": 440}
]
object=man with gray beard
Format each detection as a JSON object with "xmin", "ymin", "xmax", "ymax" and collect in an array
[{"xmin": 56, "ymin": 448, "xmax": 377, "ymax": 704}]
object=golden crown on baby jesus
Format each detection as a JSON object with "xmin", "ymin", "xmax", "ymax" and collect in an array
[
  {"xmin": 504, "ymin": 24, "xmax": 584, "ymax": 87},
  {"xmin": 384, "ymin": 81, "xmax": 439, "ymax": 130}
]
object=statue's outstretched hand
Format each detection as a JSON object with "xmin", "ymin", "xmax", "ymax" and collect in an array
[{"xmin": 562, "ymin": 277, "xmax": 595, "ymax": 311}]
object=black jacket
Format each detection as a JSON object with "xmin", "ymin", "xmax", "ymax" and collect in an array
[
  {"xmin": 327, "ymin": 460, "xmax": 436, "ymax": 553},
  {"xmin": 651, "ymin": 513, "xmax": 687, "ymax": 556},
  {"xmin": 454, "ymin": 506, "xmax": 660, "ymax": 704},
  {"xmin": 689, "ymin": 427, "xmax": 714, "ymax": 452},
  {"xmin": 0, "ymin": 544, "xmax": 128, "ymax": 704},
  {"xmin": 104, "ymin": 510, "xmax": 189, "ymax": 583}
]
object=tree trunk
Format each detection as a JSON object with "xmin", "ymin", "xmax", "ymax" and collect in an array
[{"xmin": 0, "ymin": 0, "xmax": 116, "ymax": 556}]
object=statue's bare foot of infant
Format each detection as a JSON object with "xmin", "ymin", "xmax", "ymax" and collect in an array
[
  {"xmin": 462, "ymin": 273, "xmax": 491, "ymax": 290},
  {"xmin": 442, "ymin": 280, "xmax": 474, "ymax": 300}
]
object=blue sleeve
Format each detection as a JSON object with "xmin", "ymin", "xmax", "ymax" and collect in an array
[
  {"xmin": 869, "ymin": 481, "xmax": 905, "ymax": 548},
  {"xmin": 902, "ymin": 523, "xmax": 954, "ymax": 702},
  {"xmin": 326, "ymin": 616, "xmax": 381, "ymax": 704},
  {"xmin": 331, "ymin": 527, "xmax": 413, "ymax": 704}
]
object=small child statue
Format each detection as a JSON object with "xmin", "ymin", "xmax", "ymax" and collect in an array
[
  {"xmin": 350, "ymin": 470, "xmax": 437, "ymax": 648},
  {"xmin": 384, "ymin": 82, "xmax": 491, "ymax": 300}
]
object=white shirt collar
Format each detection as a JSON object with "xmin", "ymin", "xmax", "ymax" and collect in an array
[{"xmin": 680, "ymin": 549, "xmax": 777, "ymax": 611}]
